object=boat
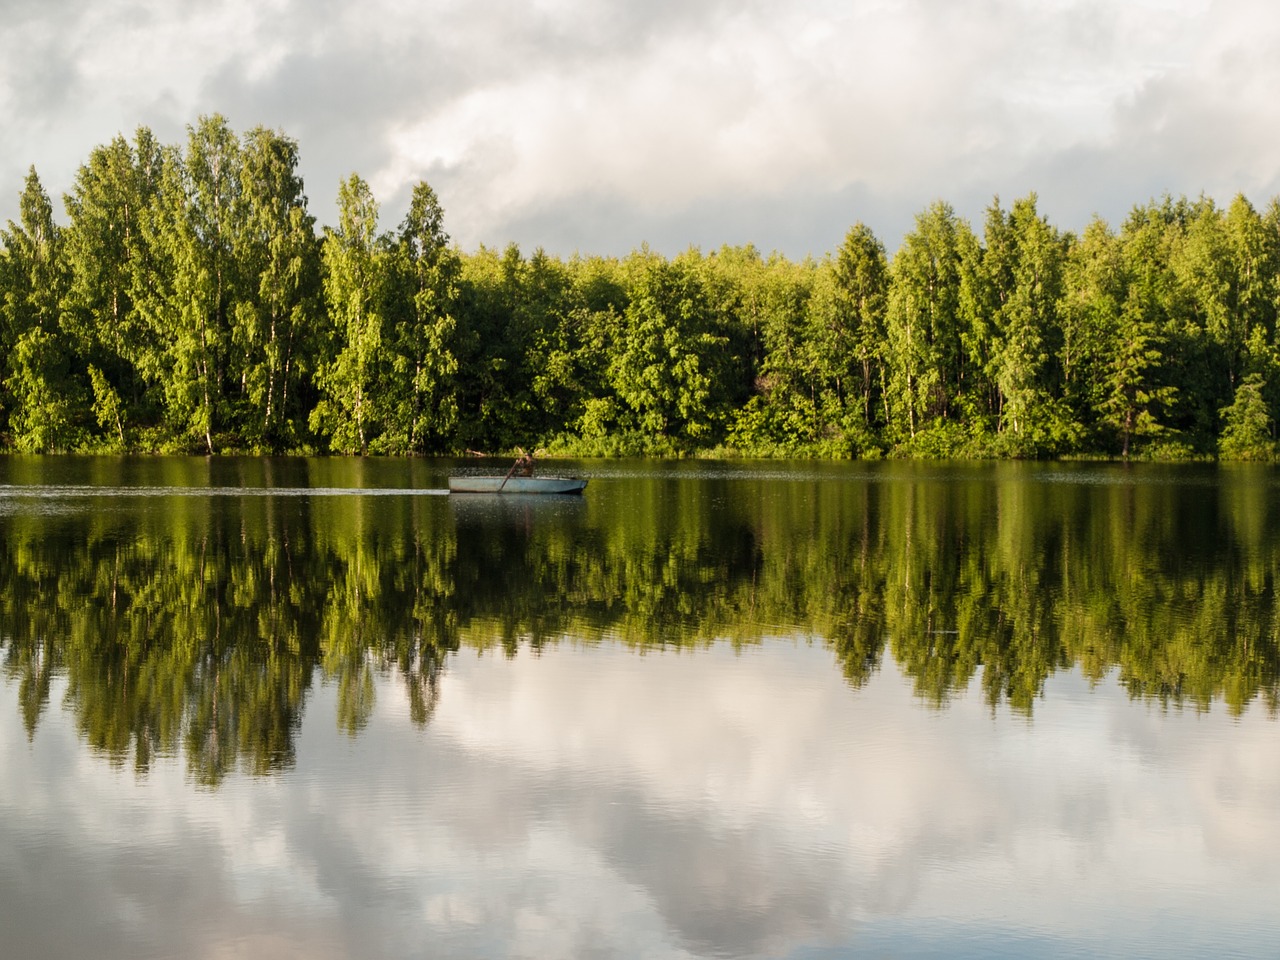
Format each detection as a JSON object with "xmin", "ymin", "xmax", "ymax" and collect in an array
[
  {"xmin": 450, "ymin": 449, "xmax": 586, "ymax": 495},
  {"xmin": 448, "ymin": 475, "xmax": 587, "ymax": 495}
]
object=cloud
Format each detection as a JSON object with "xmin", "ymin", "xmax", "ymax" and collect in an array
[{"xmin": 3, "ymin": 0, "xmax": 1280, "ymax": 256}]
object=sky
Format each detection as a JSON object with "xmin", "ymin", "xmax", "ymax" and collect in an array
[{"xmin": 3, "ymin": 0, "xmax": 1280, "ymax": 259}]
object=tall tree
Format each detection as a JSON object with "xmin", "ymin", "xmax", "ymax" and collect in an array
[
  {"xmin": 452, "ymin": 244, "xmax": 513, "ymax": 450},
  {"xmin": 62, "ymin": 128, "xmax": 164, "ymax": 447},
  {"xmin": 991, "ymin": 194, "xmax": 1071, "ymax": 453},
  {"xmin": 1, "ymin": 167, "xmax": 79, "ymax": 450},
  {"xmin": 1222, "ymin": 195, "xmax": 1280, "ymax": 408},
  {"xmin": 134, "ymin": 116, "xmax": 244, "ymax": 453},
  {"xmin": 310, "ymin": 174, "xmax": 387, "ymax": 454},
  {"xmin": 1218, "ymin": 373, "xmax": 1274, "ymax": 460},
  {"xmin": 830, "ymin": 223, "xmax": 890, "ymax": 432},
  {"xmin": 726, "ymin": 251, "xmax": 824, "ymax": 451},
  {"xmin": 610, "ymin": 251, "xmax": 727, "ymax": 449},
  {"xmin": 233, "ymin": 126, "xmax": 321, "ymax": 450},
  {"xmin": 1104, "ymin": 201, "xmax": 1181, "ymax": 455},
  {"xmin": 1169, "ymin": 198, "xmax": 1236, "ymax": 441},
  {"xmin": 884, "ymin": 201, "xmax": 972, "ymax": 444},
  {"xmin": 1058, "ymin": 217, "xmax": 1124, "ymax": 442},
  {"xmin": 559, "ymin": 255, "xmax": 629, "ymax": 448},
  {"xmin": 383, "ymin": 181, "xmax": 460, "ymax": 454},
  {"xmin": 506, "ymin": 246, "xmax": 571, "ymax": 445}
]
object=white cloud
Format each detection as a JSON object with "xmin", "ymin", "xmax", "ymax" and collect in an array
[{"xmin": 4, "ymin": 0, "xmax": 1280, "ymax": 254}]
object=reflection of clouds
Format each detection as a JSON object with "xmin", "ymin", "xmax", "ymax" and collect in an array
[
  {"xmin": 0, "ymin": 700, "xmax": 345, "ymax": 960},
  {"xmin": 1104, "ymin": 693, "xmax": 1280, "ymax": 874},
  {"xmin": 2, "ymin": 644, "xmax": 1279, "ymax": 958},
  {"xmin": 432, "ymin": 646, "xmax": 1280, "ymax": 952}
]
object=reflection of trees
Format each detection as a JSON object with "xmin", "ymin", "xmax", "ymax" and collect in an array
[
  {"xmin": 0, "ymin": 493, "xmax": 461, "ymax": 783},
  {"xmin": 3, "ymin": 462, "xmax": 1280, "ymax": 785}
]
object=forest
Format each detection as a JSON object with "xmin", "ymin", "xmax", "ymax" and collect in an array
[{"xmin": 4, "ymin": 115, "xmax": 1280, "ymax": 460}]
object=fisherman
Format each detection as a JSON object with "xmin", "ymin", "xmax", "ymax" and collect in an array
[{"xmin": 512, "ymin": 448, "xmax": 535, "ymax": 477}]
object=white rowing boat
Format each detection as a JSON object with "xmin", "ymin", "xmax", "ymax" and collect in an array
[{"xmin": 447, "ymin": 476, "xmax": 587, "ymax": 495}]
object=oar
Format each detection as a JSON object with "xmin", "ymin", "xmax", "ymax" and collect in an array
[
  {"xmin": 497, "ymin": 458, "xmax": 520, "ymax": 492},
  {"xmin": 497, "ymin": 449, "xmax": 528, "ymax": 492}
]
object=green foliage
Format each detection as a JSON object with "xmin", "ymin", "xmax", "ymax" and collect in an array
[
  {"xmin": 829, "ymin": 224, "xmax": 890, "ymax": 431},
  {"xmin": 608, "ymin": 252, "xmax": 729, "ymax": 450},
  {"xmin": 1058, "ymin": 216, "xmax": 1122, "ymax": 442},
  {"xmin": 378, "ymin": 181, "xmax": 460, "ymax": 455},
  {"xmin": 1, "ymin": 167, "xmax": 82, "ymax": 450},
  {"xmin": 984, "ymin": 195, "xmax": 1069, "ymax": 450},
  {"xmin": 884, "ymin": 202, "xmax": 974, "ymax": 442},
  {"xmin": 5, "ymin": 328, "xmax": 82, "ymax": 451},
  {"xmin": 310, "ymin": 174, "xmax": 387, "ymax": 454},
  {"xmin": 232, "ymin": 127, "xmax": 321, "ymax": 451},
  {"xmin": 1219, "ymin": 374, "xmax": 1275, "ymax": 460},
  {"xmin": 1098, "ymin": 299, "xmax": 1178, "ymax": 458},
  {"xmin": 4, "ymin": 119, "xmax": 1280, "ymax": 460},
  {"xmin": 451, "ymin": 243, "xmax": 567, "ymax": 451},
  {"xmin": 62, "ymin": 130, "xmax": 164, "ymax": 442},
  {"xmin": 87, "ymin": 364, "xmax": 126, "ymax": 448}
]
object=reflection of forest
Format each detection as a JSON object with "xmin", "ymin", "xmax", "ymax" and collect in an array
[{"xmin": 2, "ymin": 466, "xmax": 1279, "ymax": 783}]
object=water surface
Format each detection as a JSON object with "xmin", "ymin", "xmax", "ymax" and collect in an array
[{"xmin": 1, "ymin": 456, "xmax": 1278, "ymax": 959}]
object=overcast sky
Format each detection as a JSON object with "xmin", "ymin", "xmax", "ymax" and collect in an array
[{"xmin": 4, "ymin": 0, "xmax": 1280, "ymax": 258}]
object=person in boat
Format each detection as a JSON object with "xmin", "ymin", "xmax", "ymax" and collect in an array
[{"xmin": 512, "ymin": 448, "xmax": 535, "ymax": 477}]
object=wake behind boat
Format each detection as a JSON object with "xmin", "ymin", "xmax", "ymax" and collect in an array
[{"xmin": 449, "ymin": 449, "xmax": 587, "ymax": 495}]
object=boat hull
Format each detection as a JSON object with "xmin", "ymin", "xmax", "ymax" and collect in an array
[{"xmin": 448, "ymin": 476, "xmax": 587, "ymax": 495}]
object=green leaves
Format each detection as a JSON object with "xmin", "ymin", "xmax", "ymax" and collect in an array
[
  {"xmin": 384, "ymin": 182, "xmax": 460, "ymax": 454},
  {"xmin": 233, "ymin": 127, "xmax": 321, "ymax": 450},
  {"xmin": 884, "ymin": 201, "xmax": 971, "ymax": 445},
  {"xmin": 1219, "ymin": 373, "xmax": 1275, "ymax": 460},
  {"xmin": 1, "ymin": 167, "xmax": 80, "ymax": 449},
  {"xmin": 5, "ymin": 327, "xmax": 80, "ymax": 451},
  {"xmin": 311, "ymin": 174, "xmax": 386, "ymax": 455},
  {"xmin": 608, "ymin": 255, "xmax": 728, "ymax": 449},
  {"xmin": 6, "ymin": 120, "xmax": 1280, "ymax": 460}
]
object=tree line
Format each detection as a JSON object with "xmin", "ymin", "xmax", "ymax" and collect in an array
[{"xmin": 5, "ymin": 115, "xmax": 1280, "ymax": 459}]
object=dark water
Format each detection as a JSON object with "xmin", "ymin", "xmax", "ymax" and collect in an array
[{"xmin": 1, "ymin": 455, "xmax": 1278, "ymax": 959}]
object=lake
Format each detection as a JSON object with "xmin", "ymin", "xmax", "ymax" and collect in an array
[{"xmin": 1, "ymin": 456, "xmax": 1278, "ymax": 959}]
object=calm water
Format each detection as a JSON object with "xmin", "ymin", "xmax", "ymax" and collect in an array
[{"xmin": 1, "ymin": 456, "xmax": 1278, "ymax": 959}]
